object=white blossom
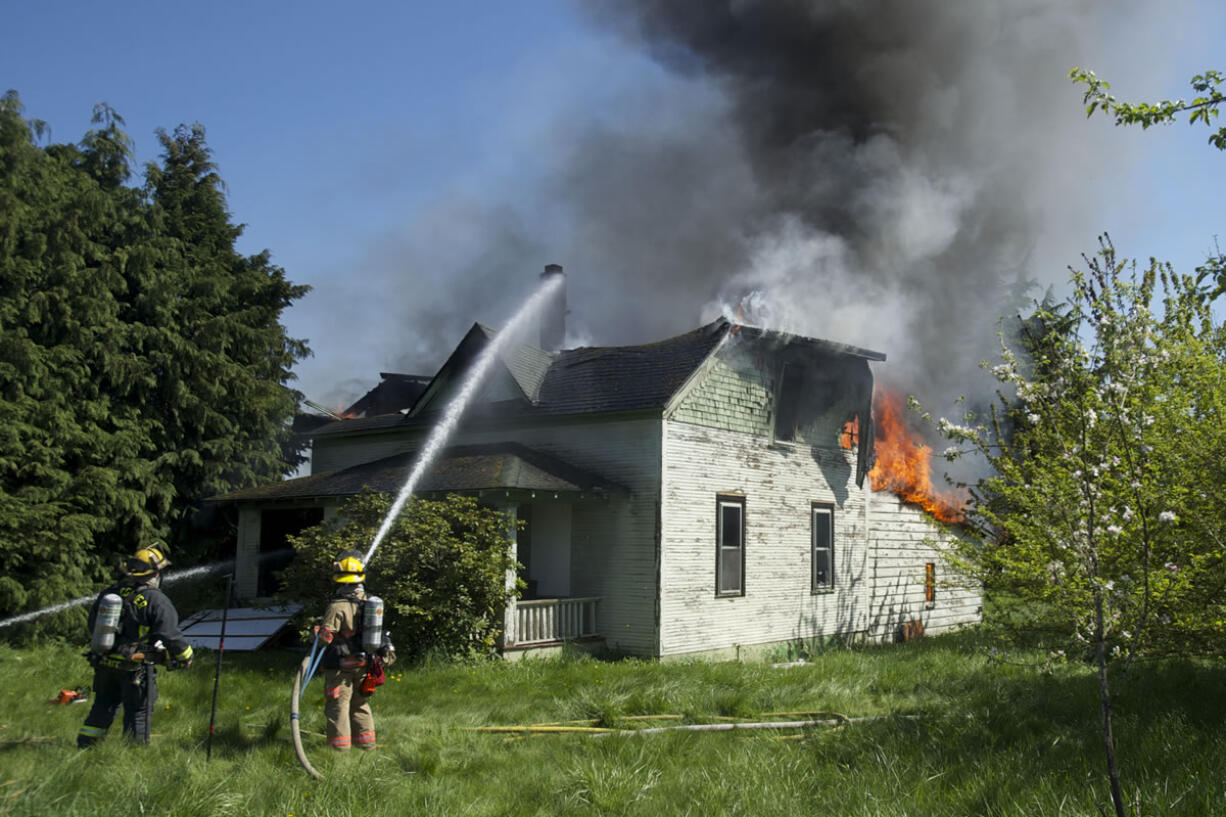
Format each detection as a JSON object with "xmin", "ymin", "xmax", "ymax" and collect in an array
[{"xmin": 1158, "ymin": 511, "xmax": 1177, "ymax": 523}]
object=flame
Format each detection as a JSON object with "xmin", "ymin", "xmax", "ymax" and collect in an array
[
  {"xmin": 839, "ymin": 416, "xmax": 858, "ymax": 450},
  {"xmin": 868, "ymin": 387, "xmax": 965, "ymax": 523}
]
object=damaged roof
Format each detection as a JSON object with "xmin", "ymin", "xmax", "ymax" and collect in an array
[
  {"xmin": 214, "ymin": 442, "xmax": 626, "ymax": 503},
  {"xmin": 308, "ymin": 317, "xmax": 885, "ymax": 438}
]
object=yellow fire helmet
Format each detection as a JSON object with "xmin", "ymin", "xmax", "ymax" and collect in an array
[
  {"xmin": 125, "ymin": 542, "xmax": 172, "ymax": 578},
  {"xmin": 332, "ymin": 550, "xmax": 365, "ymax": 584}
]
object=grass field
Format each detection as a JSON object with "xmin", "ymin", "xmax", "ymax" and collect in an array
[{"xmin": 1, "ymin": 630, "xmax": 1222, "ymax": 816}]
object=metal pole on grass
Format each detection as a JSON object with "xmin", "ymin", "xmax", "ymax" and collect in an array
[
  {"xmin": 142, "ymin": 658, "xmax": 155, "ymax": 745},
  {"xmin": 206, "ymin": 573, "xmax": 233, "ymax": 760}
]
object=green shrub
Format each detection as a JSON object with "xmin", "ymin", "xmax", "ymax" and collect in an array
[{"xmin": 277, "ymin": 491, "xmax": 520, "ymax": 660}]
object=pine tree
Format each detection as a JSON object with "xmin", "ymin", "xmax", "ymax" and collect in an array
[
  {"xmin": 0, "ymin": 95, "xmax": 309, "ymax": 636},
  {"xmin": 0, "ymin": 95, "xmax": 151, "ymax": 622},
  {"xmin": 137, "ymin": 124, "xmax": 310, "ymax": 562}
]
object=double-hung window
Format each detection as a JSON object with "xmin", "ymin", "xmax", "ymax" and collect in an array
[
  {"xmin": 811, "ymin": 503, "xmax": 834, "ymax": 591},
  {"xmin": 716, "ymin": 496, "xmax": 745, "ymax": 597}
]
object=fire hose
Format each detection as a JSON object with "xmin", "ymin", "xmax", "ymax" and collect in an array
[{"xmin": 290, "ymin": 632, "xmax": 325, "ymax": 779}]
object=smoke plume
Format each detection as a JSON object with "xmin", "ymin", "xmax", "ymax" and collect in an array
[{"xmin": 328, "ymin": 0, "xmax": 1169, "ymax": 416}]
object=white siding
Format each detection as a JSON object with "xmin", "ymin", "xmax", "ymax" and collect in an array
[
  {"xmin": 660, "ymin": 420, "xmax": 873, "ymax": 657},
  {"xmin": 866, "ymin": 491, "xmax": 982, "ymax": 638}
]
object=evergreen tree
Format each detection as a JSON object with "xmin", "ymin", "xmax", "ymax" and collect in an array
[
  {"xmin": 138, "ymin": 124, "xmax": 310, "ymax": 562},
  {"xmin": 0, "ymin": 94, "xmax": 148, "ymax": 622},
  {"xmin": 0, "ymin": 94, "xmax": 309, "ymax": 636}
]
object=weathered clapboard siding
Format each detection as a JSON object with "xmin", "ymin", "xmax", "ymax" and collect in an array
[
  {"xmin": 658, "ymin": 337, "xmax": 980, "ymax": 657},
  {"xmin": 659, "ymin": 418, "xmax": 873, "ymax": 657},
  {"xmin": 669, "ymin": 349, "xmax": 774, "ymax": 437},
  {"xmin": 866, "ymin": 491, "xmax": 982, "ymax": 638},
  {"xmin": 669, "ymin": 339, "xmax": 861, "ymax": 448}
]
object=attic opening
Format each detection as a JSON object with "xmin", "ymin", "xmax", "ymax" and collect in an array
[{"xmin": 773, "ymin": 355, "xmax": 859, "ymax": 444}]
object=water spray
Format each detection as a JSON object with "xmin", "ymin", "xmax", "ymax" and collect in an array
[
  {"xmin": 0, "ymin": 557, "xmax": 238, "ymax": 631},
  {"xmin": 287, "ymin": 274, "xmax": 564, "ymax": 779},
  {"xmin": 361, "ymin": 272, "xmax": 564, "ymax": 566}
]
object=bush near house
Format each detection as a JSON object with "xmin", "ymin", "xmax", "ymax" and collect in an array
[{"xmin": 277, "ymin": 491, "xmax": 521, "ymax": 660}]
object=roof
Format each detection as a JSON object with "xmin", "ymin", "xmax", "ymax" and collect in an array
[
  {"xmin": 307, "ymin": 317, "xmax": 885, "ymax": 438},
  {"xmin": 213, "ymin": 442, "xmax": 626, "ymax": 503},
  {"xmin": 310, "ymin": 319, "xmax": 731, "ymax": 437},
  {"xmin": 343, "ymin": 372, "xmax": 432, "ymax": 417},
  {"xmin": 533, "ymin": 319, "xmax": 731, "ymax": 414}
]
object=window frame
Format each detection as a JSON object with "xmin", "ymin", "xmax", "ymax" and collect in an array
[
  {"xmin": 811, "ymin": 502, "xmax": 835, "ymax": 592},
  {"xmin": 715, "ymin": 495, "xmax": 746, "ymax": 598}
]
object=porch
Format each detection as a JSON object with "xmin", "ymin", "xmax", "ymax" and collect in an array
[{"xmin": 504, "ymin": 596, "xmax": 601, "ymax": 649}]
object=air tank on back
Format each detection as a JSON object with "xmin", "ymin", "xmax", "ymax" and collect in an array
[{"xmin": 92, "ymin": 593, "xmax": 124, "ymax": 653}]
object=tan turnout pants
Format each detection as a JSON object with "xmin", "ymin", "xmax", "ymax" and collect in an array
[{"xmin": 324, "ymin": 666, "xmax": 375, "ymax": 750}]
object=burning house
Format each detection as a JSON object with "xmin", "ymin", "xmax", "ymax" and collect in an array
[{"xmin": 218, "ymin": 267, "xmax": 980, "ymax": 658}]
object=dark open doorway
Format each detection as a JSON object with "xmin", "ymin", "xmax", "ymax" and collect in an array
[{"xmin": 258, "ymin": 507, "xmax": 324, "ymax": 597}]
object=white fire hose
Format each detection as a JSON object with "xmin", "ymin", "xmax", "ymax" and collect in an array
[{"xmin": 290, "ymin": 632, "xmax": 325, "ymax": 779}]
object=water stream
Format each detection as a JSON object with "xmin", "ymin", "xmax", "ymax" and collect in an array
[
  {"xmin": 362, "ymin": 273, "xmax": 563, "ymax": 565},
  {"xmin": 0, "ymin": 558, "xmax": 234, "ymax": 631}
]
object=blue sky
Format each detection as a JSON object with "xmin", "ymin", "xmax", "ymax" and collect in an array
[{"xmin": 5, "ymin": 1, "xmax": 1224, "ymax": 409}]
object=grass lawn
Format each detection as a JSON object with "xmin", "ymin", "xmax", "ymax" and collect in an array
[{"xmin": 1, "ymin": 630, "xmax": 1222, "ymax": 816}]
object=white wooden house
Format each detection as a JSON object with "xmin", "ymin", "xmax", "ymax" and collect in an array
[{"xmin": 219, "ymin": 284, "xmax": 981, "ymax": 658}]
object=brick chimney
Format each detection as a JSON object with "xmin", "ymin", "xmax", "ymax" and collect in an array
[{"xmin": 539, "ymin": 263, "xmax": 566, "ymax": 351}]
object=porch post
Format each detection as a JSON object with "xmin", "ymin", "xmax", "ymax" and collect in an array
[
  {"xmin": 234, "ymin": 505, "xmax": 262, "ymax": 600},
  {"xmin": 501, "ymin": 502, "xmax": 519, "ymax": 649}
]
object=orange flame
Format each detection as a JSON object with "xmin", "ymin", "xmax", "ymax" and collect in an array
[
  {"xmin": 839, "ymin": 416, "xmax": 858, "ymax": 450},
  {"xmin": 868, "ymin": 388, "xmax": 965, "ymax": 523}
]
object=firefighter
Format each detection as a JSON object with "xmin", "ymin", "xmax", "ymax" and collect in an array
[
  {"xmin": 317, "ymin": 550, "xmax": 395, "ymax": 751},
  {"xmin": 77, "ymin": 543, "xmax": 194, "ymax": 748}
]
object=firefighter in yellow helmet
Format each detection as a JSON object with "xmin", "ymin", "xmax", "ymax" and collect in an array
[
  {"xmin": 78, "ymin": 542, "xmax": 194, "ymax": 747},
  {"xmin": 316, "ymin": 550, "xmax": 395, "ymax": 750}
]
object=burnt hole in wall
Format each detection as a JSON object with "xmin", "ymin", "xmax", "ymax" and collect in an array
[{"xmin": 774, "ymin": 354, "xmax": 858, "ymax": 444}]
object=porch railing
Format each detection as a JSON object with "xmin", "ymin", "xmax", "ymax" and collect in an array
[{"xmin": 513, "ymin": 597, "xmax": 600, "ymax": 646}]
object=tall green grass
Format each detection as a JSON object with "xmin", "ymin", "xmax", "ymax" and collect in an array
[{"xmin": 1, "ymin": 631, "xmax": 1221, "ymax": 816}]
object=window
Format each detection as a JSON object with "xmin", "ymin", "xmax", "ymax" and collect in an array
[
  {"xmin": 924, "ymin": 562, "xmax": 936, "ymax": 603},
  {"xmin": 811, "ymin": 503, "xmax": 834, "ymax": 591},
  {"xmin": 716, "ymin": 496, "xmax": 745, "ymax": 596}
]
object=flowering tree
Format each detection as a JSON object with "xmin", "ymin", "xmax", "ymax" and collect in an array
[{"xmin": 935, "ymin": 238, "xmax": 1225, "ymax": 817}]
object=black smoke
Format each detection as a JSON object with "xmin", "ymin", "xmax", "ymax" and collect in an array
[{"xmin": 327, "ymin": 0, "xmax": 1145, "ymax": 418}]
